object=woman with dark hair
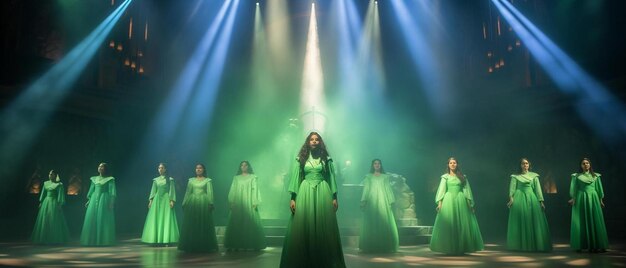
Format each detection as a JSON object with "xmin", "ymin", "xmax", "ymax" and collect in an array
[
  {"xmin": 141, "ymin": 163, "xmax": 180, "ymax": 245},
  {"xmin": 81, "ymin": 162, "xmax": 117, "ymax": 246},
  {"xmin": 569, "ymin": 158, "xmax": 608, "ymax": 252},
  {"xmin": 506, "ymin": 158, "xmax": 552, "ymax": 251},
  {"xmin": 178, "ymin": 163, "xmax": 218, "ymax": 252},
  {"xmin": 32, "ymin": 170, "xmax": 70, "ymax": 244},
  {"xmin": 223, "ymin": 161, "xmax": 266, "ymax": 250},
  {"xmin": 359, "ymin": 159, "xmax": 399, "ymax": 253},
  {"xmin": 280, "ymin": 132, "xmax": 345, "ymax": 268},
  {"xmin": 430, "ymin": 157, "xmax": 483, "ymax": 254}
]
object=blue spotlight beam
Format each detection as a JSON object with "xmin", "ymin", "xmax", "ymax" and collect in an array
[
  {"xmin": 493, "ymin": 0, "xmax": 626, "ymax": 144},
  {"xmin": 0, "ymin": 0, "xmax": 133, "ymax": 166}
]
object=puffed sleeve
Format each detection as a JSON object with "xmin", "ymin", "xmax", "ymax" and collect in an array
[
  {"xmin": 108, "ymin": 178, "xmax": 116, "ymax": 206},
  {"xmin": 361, "ymin": 175, "xmax": 370, "ymax": 202},
  {"xmin": 435, "ymin": 176, "xmax": 447, "ymax": 203},
  {"xmin": 533, "ymin": 176, "xmax": 544, "ymax": 202},
  {"xmin": 287, "ymin": 158, "xmax": 302, "ymax": 195},
  {"xmin": 463, "ymin": 177, "xmax": 476, "ymax": 207},
  {"xmin": 58, "ymin": 183, "xmax": 66, "ymax": 205},
  {"xmin": 596, "ymin": 176, "xmax": 605, "ymax": 199},
  {"xmin": 86, "ymin": 178, "xmax": 95, "ymax": 200},
  {"xmin": 182, "ymin": 179, "xmax": 192, "ymax": 207},
  {"xmin": 252, "ymin": 175, "xmax": 261, "ymax": 206},
  {"xmin": 39, "ymin": 183, "xmax": 47, "ymax": 203},
  {"xmin": 169, "ymin": 178, "xmax": 176, "ymax": 202},
  {"xmin": 509, "ymin": 175, "xmax": 517, "ymax": 198},
  {"xmin": 569, "ymin": 174, "xmax": 578, "ymax": 199},
  {"xmin": 384, "ymin": 175, "xmax": 396, "ymax": 205},
  {"xmin": 148, "ymin": 180, "xmax": 157, "ymax": 200},
  {"xmin": 227, "ymin": 176, "xmax": 236, "ymax": 204},
  {"xmin": 206, "ymin": 179, "xmax": 214, "ymax": 205},
  {"xmin": 328, "ymin": 159, "xmax": 338, "ymax": 195}
]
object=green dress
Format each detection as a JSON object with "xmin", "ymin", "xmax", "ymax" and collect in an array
[
  {"xmin": 141, "ymin": 176, "xmax": 180, "ymax": 244},
  {"xmin": 280, "ymin": 156, "xmax": 346, "ymax": 268},
  {"xmin": 430, "ymin": 174, "xmax": 484, "ymax": 254},
  {"xmin": 506, "ymin": 172, "xmax": 552, "ymax": 251},
  {"xmin": 80, "ymin": 176, "xmax": 116, "ymax": 246},
  {"xmin": 570, "ymin": 172, "xmax": 609, "ymax": 250},
  {"xmin": 178, "ymin": 177, "xmax": 218, "ymax": 252},
  {"xmin": 360, "ymin": 173, "xmax": 399, "ymax": 253},
  {"xmin": 32, "ymin": 180, "xmax": 70, "ymax": 244},
  {"xmin": 223, "ymin": 174, "xmax": 266, "ymax": 250}
]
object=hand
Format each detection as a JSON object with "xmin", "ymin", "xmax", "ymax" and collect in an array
[
  {"xmin": 568, "ymin": 199, "xmax": 575, "ymax": 206},
  {"xmin": 108, "ymin": 203, "xmax": 114, "ymax": 210},
  {"xmin": 252, "ymin": 204, "xmax": 257, "ymax": 211},
  {"xmin": 148, "ymin": 200, "xmax": 153, "ymax": 208},
  {"xmin": 290, "ymin": 200, "xmax": 296, "ymax": 214},
  {"xmin": 85, "ymin": 201, "xmax": 89, "ymax": 208},
  {"xmin": 38, "ymin": 203, "xmax": 41, "ymax": 208},
  {"xmin": 169, "ymin": 200, "xmax": 175, "ymax": 208},
  {"xmin": 600, "ymin": 199, "xmax": 605, "ymax": 208},
  {"xmin": 333, "ymin": 199, "xmax": 338, "ymax": 212},
  {"xmin": 360, "ymin": 201, "xmax": 366, "ymax": 210},
  {"xmin": 436, "ymin": 202, "xmax": 442, "ymax": 213},
  {"xmin": 507, "ymin": 198, "xmax": 513, "ymax": 208},
  {"xmin": 209, "ymin": 204, "xmax": 214, "ymax": 211},
  {"xmin": 540, "ymin": 201, "xmax": 546, "ymax": 211}
]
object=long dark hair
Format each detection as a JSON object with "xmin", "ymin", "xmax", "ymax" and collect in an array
[
  {"xmin": 236, "ymin": 161, "xmax": 255, "ymax": 175},
  {"xmin": 447, "ymin": 157, "xmax": 466, "ymax": 186},
  {"xmin": 518, "ymin": 158, "xmax": 531, "ymax": 174},
  {"xmin": 194, "ymin": 163, "xmax": 207, "ymax": 177},
  {"xmin": 369, "ymin": 159, "xmax": 385, "ymax": 174},
  {"xmin": 578, "ymin": 157, "xmax": 597, "ymax": 177},
  {"xmin": 296, "ymin": 132, "xmax": 331, "ymax": 181}
]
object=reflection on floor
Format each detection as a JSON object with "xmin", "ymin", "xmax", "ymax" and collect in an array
[{"xmin": 0, "ymin": 239, "xmax": 624, "ymax": 267}]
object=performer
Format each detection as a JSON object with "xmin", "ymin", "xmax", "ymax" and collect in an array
[
  {"xmin": 141, "ymin": 163, "xmax": 180, "ymax": 245},
  {"xmin": 280, "ymin": 132, "xmax": 346, "ymax": 268},
  {"xmin": 430, "ymin": 157, "xmax": 484, "ymax": 254},
  {"xmin": 569, "ymin": 158, "xmax": 608, "ymax": 253},
  {"xmin": 178, "ymin": 164, "xmax": 218, "ymax": 252},
  {"xmin": 223, "ymin": 161, "xmax": 266, "ymax": 250},
  {"xmin": 359, "ymin": 159, "xmax": 399, "ymax": 253},
  {"xmin": 506, "ymin": 158, "xmax": 552, "ymax": 251},
  {"xmin": 31, "ymin": 169, "xmax": 70, "ymax": 244},
  {"xmin": 80, "ymin": 163, "xmax": 117, "ymax": 246}
]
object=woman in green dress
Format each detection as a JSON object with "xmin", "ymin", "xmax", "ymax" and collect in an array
[
  {"xmin": 223, "ymin": 161, "xmax": 266, "ymax": 250},
  {"xmin": 506, "ymin": 158, "xmax": 552, "ymax": 251},
  {"xmin": 569, "ymin": 158, "xmax": 608, "ymax": 252},
  {"xmin": 430, "ymin": 157, "xmax": 484, "ymax": 255},
  {"xmin": 32, "ymin": 169, "xmax": 70, "ymax": 244},
  {"xmin": 141, "ymin": 163, "xmax": 180, "ymax": 245},
  {"xmin": 280, "ymin": 132, "xmax": 345, "ymax": 268},
  {"xmin": 178, "ymin": 163, "xmax": 218, "ymax": 252},
  {"xmin": 359, "ymin": 159, "xmax": 399, "ymax": 253},
  {"xmin": 80, "ymin": 162, "xmax": 117, "ymax": 246}
]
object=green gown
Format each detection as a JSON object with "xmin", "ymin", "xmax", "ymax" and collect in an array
[
  {"xmin": 141, "ymin": 176, "xmax": 180, "ymax": 244},
  {"xmin": 430, "ymin": 174, "xmax": 484, "ymax": 254},
  {"xmin": 506, "ymin": 172, "xmax": 552, "ymax": 251},
  {"xmin": 32, "ymin": 180, "xmax": 70, "ymax": 244},
  {"xmin": 178, "ymin": 177, "xmax": 218, "ymax": 252},
  {"xmin": 80, "ymin": 176, "xmax": 116, "ymax": 246},
  {"xmin": 570, "ymin": 172, "xmax": 609, "ymax": 250},
  {"xmin": 359, "ymin": 173, "xmax": 399, "ymax": 253},
  {"xmin": 223, "ymin": 174, "xmax": 266, "ymax": 250},
  {"xmin": 280, "ymin": 156, "xmax": 346, "ymax": 268}
]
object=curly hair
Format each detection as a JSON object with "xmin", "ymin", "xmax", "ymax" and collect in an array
[{"xmin": 236, "ymin": 160, "xmax": 255, "ymax": 175}]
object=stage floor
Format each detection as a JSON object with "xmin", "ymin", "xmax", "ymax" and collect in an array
[{"xmin": 1, "ymin": 239, "xmax": 624, "ymax": 268}]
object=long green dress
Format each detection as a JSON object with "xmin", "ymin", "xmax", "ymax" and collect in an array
[
  {"xmin": 32, "ymin": 180, "xmax": 70, "ymax": 244},
  {"xmin": 506, "ymin": 172, "xmax": 552, "ymax": 251},
  {"xmin": 80, "ymin": 176, "xmax": 116, "ymax": 246},
  {"xmin": 141, "ymin": 176, "xmax": 180, "ymax": 244},
  {"xmin": 430, "ymin": 174, "xmax": 484, "ymax": 254},
  {"xmin": 223, "ymin": 174, "xmax": 266, "ymax": 250},
  {"xmin": 178, "ymin": 177, "xmax": 218, "ymax": 252},
  {"xmin": 280, "ymin": 156, "xmax": 346, "ymax": 268},
  {"xmin": 360, "ymin": 173, "xmax": 399, "ymax": 253},
  {"xmin": 570, "ymin": 172, "xmax": 609, "ymax": 250}
]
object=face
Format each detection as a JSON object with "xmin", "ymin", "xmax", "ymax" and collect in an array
[
  {"xmin": 308, "ymin": 134, "xmax": 320, "ymax": 149},
  {"xmin": 240, "ymin": 162, "xmax": 249, "ymax": 173},
  {"xmin": 373, "ymin": 160, "xmax": 381, "ymax": 172},
  {"xmin": 158, "ymin": 164, "xmax": 166, "ymax": 176},
  {"xmin": 581, "ymin": 160, "xmax": 591, "ymax": 172},
  {"xmin": 520, "ymin": 159, "xmax": 530, "ymax": 172},
  {"xmin": 49, "ymin": 171, "xmax": 57, "ymax": 181},
  {"xmin": 98, "ymin": 163, "xmax": 106, "ymax": 175},
  {"xmin": 448, "ymin": 159, "xmax": 457, "ymax": 172},
  {"xmin": 195, "ymin": 165, "xmax": 204, "ymax": 176}
]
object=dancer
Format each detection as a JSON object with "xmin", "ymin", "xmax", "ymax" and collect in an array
[
  {"xmin": 223, "ymin": 161, "xmax": 266, "ymax": 250},
  {"xmin": 359, "ymin": 159, "xmax": 399, "ymax": 253},
  {"xmin": 506, "ymin": 158, "xmax": 552, "ymax": 251},
  {"xmin": 32, "ymin": 169, "xmax": 70, "ymax": 244},
  {"xmin": 80, "ymin": 163, "xmax": 117, "ymax": 246},
  {"xmin": 569, "ymin": 158, "xmax": 608, "ymax": 252},
  {"xmin": 280, "ymin": 132, "xmax": 346, "ymax": 268},
  {"xmin": 178, "ymin": 164, "xmax": 218, "ymax": 252},
  {"xmin": 141, "ymin": 163, "xmax": 180, "ymax": 245},
  {"xmin": 430, "ymin": 157, "xmax": 484, "ymax": 254}
]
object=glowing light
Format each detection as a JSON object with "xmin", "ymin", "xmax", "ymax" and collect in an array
[
  {"xmin": 129, "ymin": 17, "xmax": 133, "ymax": 39},
  {"xmin": 300, "ymin": 2, "xmax": 326, "ymax": 133}
]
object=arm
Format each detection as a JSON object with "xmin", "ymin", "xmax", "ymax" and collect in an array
[
  {"xmin": 182, "ymin": 180, "xmax": 192, "ymax": 208},
  {"xmin": 596, "ymin": 176, "xmax": 605, "ymax": 208},
  {"xmin": 206, "ymin": 179, "xmax": 214, "ymax": 210},
  {"xmin": 169, "ymin": 178, "xmax": 176, "ymax": 208},
  {"xmin": 507, "ymin": 176, "xmax": 516, "ymax": 208},
  {"xmin": 58, "ymin": 183, "xmax": 66, "ymax": 206},
  {"xmin": 568, "ymin": 174, "xmax": 577, "ymax": 205},
  {"xmin": 38, "ymin": 183, "xmax": 46, "ymax": 207},
  {"xmin": 328, "ymin": 160, "xmax": 339, "ymax": 211},
  {"xmin": 227, "ymin": 177, "xmax": 236, "ymax": 208},
  {"xmin": 360, "ymin": 176, "xmax": 370, "ymax": 209},
  {"xmin": 252, "ymin": 176, "xmax": 260, "ymax": 209},
  {"xmin": 108, "ymin": 178, "xmax": 117, "ymax": 209},
  {"xmin": 148, "ymin": 180, "xmax": 157, "ymax": 208},
  {"xmin": 85, "ymin": 180, "xmax": 95, "ymax": 208},
  {"xmin": 435, "ymin": 177, "xmax": 446, "ymax": 212},
  {"xmin": 533, "ymin": 176, "xmax": 546, "ymax": 210},
  {"xmin": 384, "ymin": 176, "xmax": 396, "ymax": 206},
  {"xmin": 463, "ymin": 178, "xmax": 476, "ymax": 212},
  {"xmin": 288, "ymin": 159, "xmax": 302, "ymax": 214}
]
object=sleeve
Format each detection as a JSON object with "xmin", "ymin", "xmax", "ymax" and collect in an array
[
  {"xmin": 169, "ymin": 178, "xmax": 177, "ymax": 202},
  {"xmin": 569, "ymin": 174, "xmax": 577, "ymax": 199},
  {"xmin": 596, "ymin": 176, "xmax": 605, "ymax": 199},
  {"xmin": 228, "ymin": 177, "xmax": 236, "ymax": 204},
  {"xmin": 509, "ymin": 176, "xmax": 517, "ymax": 198},
  {"xmin": 206, "ymin": 180, "xmax": 214, "ymax": 205},
  {"xmin": 534, "ymin": 176, "xmax": 545, "ymax": 201},
  {"xmin": 39, "ymin": 183, "xmax": 47, "ymax": 202},
  {"xmin": 435, "ymin": 177, "xmax": 447, "ymax": 203},
  {"xmin": 463, "ymin": 178, "xmax": 476, "ymax": 207},
  {"xmin": 58, "ymin": 183, "xmax": 66, "ymax": 205},
  {"xmin": 361, "ymin": 176, "xmax": 370, "ymax": 202},
  {"xmin": 109, "ymin": 178, "xmax": 117, "ymax": 206},
  {"xmin": 149, "ymin": 180, "xmax": 157, "ymax": 200},
  {"xmin": 253, "ymin": 176, "xmax": 261, "ymax": 206},
  {"xmin": 328, "ymin": 159, "xmax": 338, "ymax": 196},
  {"xmin": 182, "ymin": 180, "xmax": 192, "ymax": 207},
  {"xmin": 86, "ymin": 179, "xmax": 95, "ymax": 200},
  {"xmin": 384, "ymin": 176, "xmax": 396, "ymax": 205},
  {"xmin": 287, "ymin": 158, "xmax": 302, "ymax": 195}
]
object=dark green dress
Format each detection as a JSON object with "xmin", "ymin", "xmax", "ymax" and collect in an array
[
  {"xmin": 506, "ymin": 172, "xmax": 552, "ymax": 251},
  {"xmin": 32, "ymin": 180, "xmax": 70, "ymax": 244},
  {"xmin": 80, "ymin": 176, "xmax": 116, "ymax": 246},
  {"xmin": 224, "ymin": 174, "xmax": 266, "ymax": 250},
  {"xmin": 141, "ymin": 176, "xmax": 180, "ymax": 244},
  {"xmin": 430, "ymin": 174, "xmax": 484, "ymax": 254},
  {"xmin": 360, "ymin": 173, "xmax": 399, "ymax": 253},
  {"xmin": 280, "ymin": 156, "xmax": 346, "ymax": 268},
  {"xmin": 570, "ymin": 172, "xmax": 609, "ymax": 250},
  {"xmin": 178, "ymin": 177, "xmax": 218, "ymax": 252}
]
